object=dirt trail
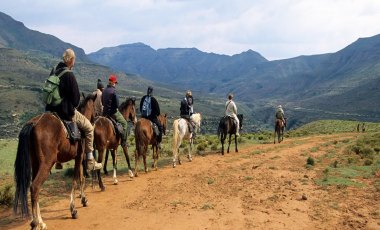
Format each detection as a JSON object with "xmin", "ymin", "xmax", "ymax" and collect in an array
[{"xmin": 3, "ymin": 133, "xmax": 380, "ymax": 229}]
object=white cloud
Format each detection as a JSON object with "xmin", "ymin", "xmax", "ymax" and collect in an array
[{"xmin": 2, "ymin": 0, "xmax": 380, "ymax": 60}]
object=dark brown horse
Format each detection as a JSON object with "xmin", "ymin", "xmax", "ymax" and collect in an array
[
  {"xmin": 134, "ymin": 113, "xmax": 167, "ymax": 176},
  {"xmin": 14, "ymin": 94, "xmax": 97, "ymax": 230},
  {"xmin": 93, "ymin": 97, "xmax": 137, "ymax": 190},
  {"xmin": 217, "ymin": 114, "xmax": 243, "ymax": 155},
  {"xmin": 274, "ymin": 118, "xmax": 286, "ymax": 144}
]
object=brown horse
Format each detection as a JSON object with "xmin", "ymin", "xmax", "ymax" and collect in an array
[
  {"xmin": 93, "ymin": 97, "xmax": 137, "ymax": 190},
  {"xmin": 274, "ymin": 118, "xmax": 286, "ymax": 144},
  {"xmin": 14, "ymin": 94, "xmax": 97, "ymax": 230},
  {"xmin": 134, "ymin": 113, "xmax": 167, "ymax": 176},
  {"xmin": 217, "ymin": 114, "xmax": 243, "ymax": 155}
]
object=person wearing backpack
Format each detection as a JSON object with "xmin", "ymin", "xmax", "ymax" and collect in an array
[
  {"xmin": 45, "ymin": 48, "xmax": 102, "ymax": 171},
  {"xmin": 140, "ymin": 86, "xmax": 163, "ymax": 147},
  {"xmin": 180, "ymin": 90, "xmax": 196, "ymax": 137},
  {"xmin": 102, "ymin": 74, "xmax": 129, "ymax": 147}
]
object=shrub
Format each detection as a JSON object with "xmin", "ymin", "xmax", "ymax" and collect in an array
[
  {"xmin": 306, "ymin": 157, "xmax": 315, "ymax": 166},
  {"xmin": 0, "ymin": 184, "xmax": 13, "ymax": 207}
]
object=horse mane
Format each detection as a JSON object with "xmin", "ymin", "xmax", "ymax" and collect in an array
[
  {"xmin": 77, "ymin": 93, "xmax": 95, "ymax": 111},
  {"xmin": 119, "ymin": 97, "xmax": 136, "ymax": 111}
]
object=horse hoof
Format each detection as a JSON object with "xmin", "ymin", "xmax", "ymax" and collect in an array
[
  {"xmin": 173, "ymin": 163, "xmax": 176, "ymax": 168},
  {"xmin": 81, "ymin": 197, "xmax": 88, "ymax": 207},
  {"xmin": 113, "ymin": 179, "xmax": 118, "ymax": 185},
  {"xmin": 101, "ymin": 186, "xmax": 106, "ymax": 192},
  {"xmin": 128, "ymin": 170, "xmax": 134, "ymax": 178},
  {"xmin": 71, "ymin": 210, "xmax": 78, "ymax": 219}
]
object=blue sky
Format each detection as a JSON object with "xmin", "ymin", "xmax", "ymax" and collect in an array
[{"xmin": 2, "ymin": 0, "xmax": 380, "ymax": 60}]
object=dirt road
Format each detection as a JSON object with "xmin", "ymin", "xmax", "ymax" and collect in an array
[{"xmin": 3, "ymin": 133, "xmax": 380, "ymax": 229}]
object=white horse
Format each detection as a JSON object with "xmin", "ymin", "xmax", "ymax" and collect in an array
[{"xmin": 172, "ymin": 113, "xmax": 202, "ymax": 168}]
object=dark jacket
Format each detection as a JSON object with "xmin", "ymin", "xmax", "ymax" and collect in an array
[
  {"xmin": 180, "ymin": 95, "xmax": 193, "ymax": 116},
  {"xmin": 102, "ymin": 85, "xmax": 119, "ymax": 116},
  {"xmin": 45, "ymin": 62, "xmax": 80, "ymax": 120},
  {"xmin": 140, "ymin": 95, "xmax": 160, "ymax": 118}
]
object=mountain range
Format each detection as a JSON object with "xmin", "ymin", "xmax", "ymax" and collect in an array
[{"xmin": 1, "ymin": 11, "xmax": 379, "ymax": 137}]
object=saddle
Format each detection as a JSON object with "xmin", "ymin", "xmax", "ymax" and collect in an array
[
  {"xmin": 63, "ymin": 120, "xmax": 82, "ymax": 143},
  {"xmin": 51, "ymin": 112, "xmax": 81, "ymax": 143},
  {"xmin": 225, "ymin": 116, "xmax": 238, "ymax": 128},
  {"xmin": 107, "ymin": 116, "xmax": 124, "ymax": 136},
  {"xmin": 150, "ymin": 121, "xmax": 160, "ymax": 137}
]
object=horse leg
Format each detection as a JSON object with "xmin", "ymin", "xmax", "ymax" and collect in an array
[
  {"xmin": 221, "ymin": 133, "xmax": 225, "ymax": 155},
  {"xmin": 227, "ymin": 134, "xmax": 232, "ymax": 153},
  {"xmin": 143, "ymin": 153, "xmax": 148, "ymax": 173},
  {"xmin": 111, "ymin": 149, "xmax": 118, "ymax": 185},
  {"xmin": 188, "ymin": 139, "xmax": 193, "ymax": 162},
  {"xmin": 96, "ymin": 148, "xmax": 106, "ymax": 191},
  {"xmin": 77, "ymin": 142, "xmax": 87, "ymax": 207},
  {"xmin": 134, "ymin": 148, "xmax": 139, "ymax": 177},
  {"xmin": 152, "ymin": 145, "xmax": 158, "ymax": 170},
  {"xmin": 122, "ymin": 145, "xmax": 134, "ymax": 177},
  {"xmin": 103, "ymin": 149, "xmax": 109, "ymax": 175},
  {"xmin": 235, "ymin": 134, "xmax": 238, "ymax": 153},
  {"xmin": 30, "ymin": 165, "xmax": 50, "ymax": 230}
]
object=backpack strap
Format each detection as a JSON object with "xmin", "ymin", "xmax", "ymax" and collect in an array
[{"xmin": 55, "ymin": 67, "xmax": 71, "ymax": 78}]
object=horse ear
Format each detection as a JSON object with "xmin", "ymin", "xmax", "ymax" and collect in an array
[
  {"xmin": 164, "ymin": 113, "xmax": 167, "ymax": 117},
  {"xmin": 82, "ymin": 92, "xmax": 85, "ymax": 99},
  {"xmin": 93, "ymin": 93, "xmax": 97, "ymax": 101}
]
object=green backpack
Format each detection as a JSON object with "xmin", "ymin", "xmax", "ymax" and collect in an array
[{"xmin": 42, "ymin": 67, "xmax": 71, "ymax": 106}]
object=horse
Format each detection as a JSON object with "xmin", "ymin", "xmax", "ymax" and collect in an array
[
  {"xmin": 217, "ymin": 114, "xmax": 243, "ymax": 155},
  {"xmin": 93, "ymin": 97, "xmax": 137, "ymax": 190},
  {"xmin": 133, "ymin": 113, "xmax": 168, "ymax": 177},
  {"xmin": 13, "ymin": 94, "xmax": 97, "ymax": 230},
  {"xmin": 172, "ymin": 113, "xmax": 202, "ymax": 168},
  {"xmin": 274, "ymin": 118, "xmax": 286, "ymax": 144}
]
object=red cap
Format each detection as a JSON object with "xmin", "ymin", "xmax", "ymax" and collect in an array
[{"xmin": 109, "ymin": 74, "xmax": 118, "ymax": 84}]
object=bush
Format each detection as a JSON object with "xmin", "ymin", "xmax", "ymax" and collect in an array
[
  {"xmin": 0, "ymin": 184, "xmax": 13, "ymax": 207},
  {"xmin": 306, "ymin": 157, "xmax": 315, "ymax": 166}
]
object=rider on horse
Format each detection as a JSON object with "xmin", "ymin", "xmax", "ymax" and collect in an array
[
  {"xmin": 180, "ymin": 90, "xmax": 196, "ymax": 137},
  {"xmin": 45, "ymin": 48, "xmax": 102, "ymax": 171},
  {"xmin": 225, "ymin": 94, "xmax": 240, "ymax": 136},
  {"xmin": 93, "ymin": 79, "xmax": 104, "ymax": 117},
  {"xmin": 275, "ymin": 105, "xmax": 286, "ymax": 127},
  {"xmin": 140, "ymin": 86, "xmax": 163, "ymax": 148},
  {"xmin": 102, "ymin": 74, "xmax": 129, "ymax": 147}
]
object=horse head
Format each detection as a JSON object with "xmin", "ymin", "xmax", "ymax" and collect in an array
[
  {"xmin": 238, "ymin": 114, "xmax": 243, "ymax": 130},
  {"xmin": 190, "ymin": 113, "xmax": 202, "ymax": 131},
  {"xmin": 78, "ymin": 93, "xmax": 97, "ymax": 123},
  {"xmin": 159, "ymin": 113, "xmax": 167, "ymax": 135},
  {"xmin": 119, "ymin": 96, "xmax": 137, "ymax": 125}
]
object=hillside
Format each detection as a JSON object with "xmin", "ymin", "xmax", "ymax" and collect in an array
[{"xmin": 88, "ymin": 35, "xmax": 380, "ymax": 127}]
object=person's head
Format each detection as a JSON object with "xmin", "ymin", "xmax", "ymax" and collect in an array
[
  {"xmin": 97, "ymin": 79, "xmax": 104, "ymax": 91},
  {"xmin": 62, "ymin": 48, "xmax": 76, "ymax": 69},
  {"xmin": 147, "ymin": 86, "xmax": 153, "ymax": 96},
  {"xmin": 186, "ymin": 90, "xmax": 192, "ymax": 97},
  {"xmin": 108, "ymin": 74, "xmax": 118, "ymax": 86},
  {"xmin": 228, "ymin": 93, "xmax": 233, "ymax": 100},
  {"xmin": 278, "ymin": 105, "xmax": 282, "ymax": 109}
]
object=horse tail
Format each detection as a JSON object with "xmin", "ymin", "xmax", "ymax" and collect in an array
[
  {"xmin": 14, "ymin": 123, "xmax": 33, "ymax": 217},
  {"xmin": 172, "ymin": 119, "xmax": 180, "ymax": 155},
  {"xmin": 217, "ymin": 117, "xmax": 224, "ymax": 139}
]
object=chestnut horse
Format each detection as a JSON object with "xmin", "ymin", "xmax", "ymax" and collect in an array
[
  {"xmin": 93, "ymin": 97, "xmax": 137, "ymax": 190},
  {"xmin": 134, "ymin": 113, "xmax": 167, "ymax": 176},
  {"xmin": 274, "ymin": 118, "xmax": 286, "ymax": 144},
  {"xmin": 14, "ymin": 94, "xmax": 96, "ymax": 230},
  {"xmin": 172, "ymin": 113, "xmax": 202, "ymax": 168},
  {"xmin": 217, "ymin": 114, "xmax": 243, "ymax": 155}
]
